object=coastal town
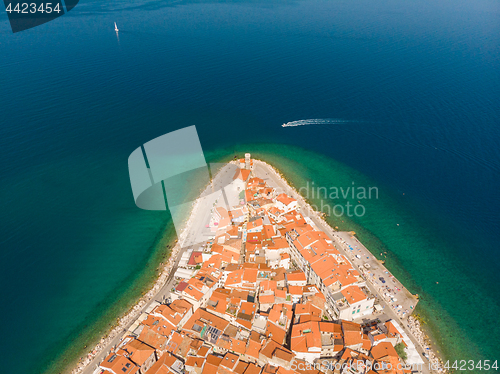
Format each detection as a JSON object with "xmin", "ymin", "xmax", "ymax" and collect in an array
[{"xmin": 76, "ymin": 154, "xmax": 445, "ymax": 374}]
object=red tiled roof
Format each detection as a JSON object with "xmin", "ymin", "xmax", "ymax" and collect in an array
[
  {"xmin": 188, "ymin": 251, "xmax": 203, "ymax": 266},
  {"xmin": 175, "ymin": 281, "xmax": 188, "ymax": 292},
  {"xmin": 259, "ymin": 294, "xmax": 275, "ymax": 304},
  {"xmin": 276, "ymin": 194, "xmax": 296, "ymax": 206}
]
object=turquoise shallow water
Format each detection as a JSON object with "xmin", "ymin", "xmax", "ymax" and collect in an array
[
  {"xmin": 0, "ymin": 0, "xmax": 499, "ymax": 372},
  {"xmin": 239, "ymin": 145, "xmax": 494, "ymax": 362}
]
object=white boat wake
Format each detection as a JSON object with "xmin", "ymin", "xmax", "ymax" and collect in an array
[
  {"xmin": 281, "ymin": 118, "xmax": 500, "ymax": 173},
  {"xmin": 282, "ymin": 118, "xmax": 358, "ymax": 127}
]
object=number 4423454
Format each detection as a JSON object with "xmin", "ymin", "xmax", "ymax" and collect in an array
[
  {"xmin": 5, "ymin": 3, "xmax": 62, "ymax": 13},
  {"xmin": 444, "ymin": 360, "xmax": 498, "ymax": 371}
]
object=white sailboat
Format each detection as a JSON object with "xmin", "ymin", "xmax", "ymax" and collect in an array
[{"xmin": 114, "ymin": 22, "xmax": 119, "ymax": 32}]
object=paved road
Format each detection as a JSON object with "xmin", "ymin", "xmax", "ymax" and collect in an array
[
  {"xmin": 336, "ymin": 232, "xmax": 417, "ymax": 319},
  {"xmin": 181, "ymin": 162, "xmax": 244, "ymax": 247}
]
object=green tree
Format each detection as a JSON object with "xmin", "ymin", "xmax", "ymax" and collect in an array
[{"xmin": 394, "ymin": 343, "xmax": 407, "ymax": 361}]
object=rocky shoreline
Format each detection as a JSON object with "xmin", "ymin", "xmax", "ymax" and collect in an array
[
  {"xmin": 70, "ymin": 165, "xmax": 220, "ymax": 374},
  {"xmin": 70, "ymin": 240, "xmax": 182, "ymax": 374},
  {"xmin": 253, "ymin": 158, "xmax": 447, "ymax": 374},
  {"xmin": 407, "ymin": 316, "xmax": 445, "ymax": 372}
]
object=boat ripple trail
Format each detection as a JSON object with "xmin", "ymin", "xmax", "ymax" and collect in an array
[
  {"xmin": 282, "ymin": 118, "xmax": 500, "ymax": 173},
  {"xmin": 282, "ymin": 118, "xmax": 359, "ymax": 127}
]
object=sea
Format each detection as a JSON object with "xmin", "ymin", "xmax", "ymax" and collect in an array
[{"xmin": 0, "ymin": 0, "xmax": 499, "ymax": 372}]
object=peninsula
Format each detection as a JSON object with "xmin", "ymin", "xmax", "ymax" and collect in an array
[{"xmin": 73, "ymin": 154, "xmax": 444, "ymax": 374}]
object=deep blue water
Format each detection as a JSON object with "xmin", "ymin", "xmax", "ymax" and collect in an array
[{"xmin": 0, "ymin": 0, "xmax": 499, "ymax": 372}]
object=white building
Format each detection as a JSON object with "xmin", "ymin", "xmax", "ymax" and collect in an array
[
  {"xmin": 274, "ymin": 193, "xmax": 298, "ymax": 213},
  {"xmin": 333, "ymin": 285, "xmax": 374, "ymax": 321}
]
